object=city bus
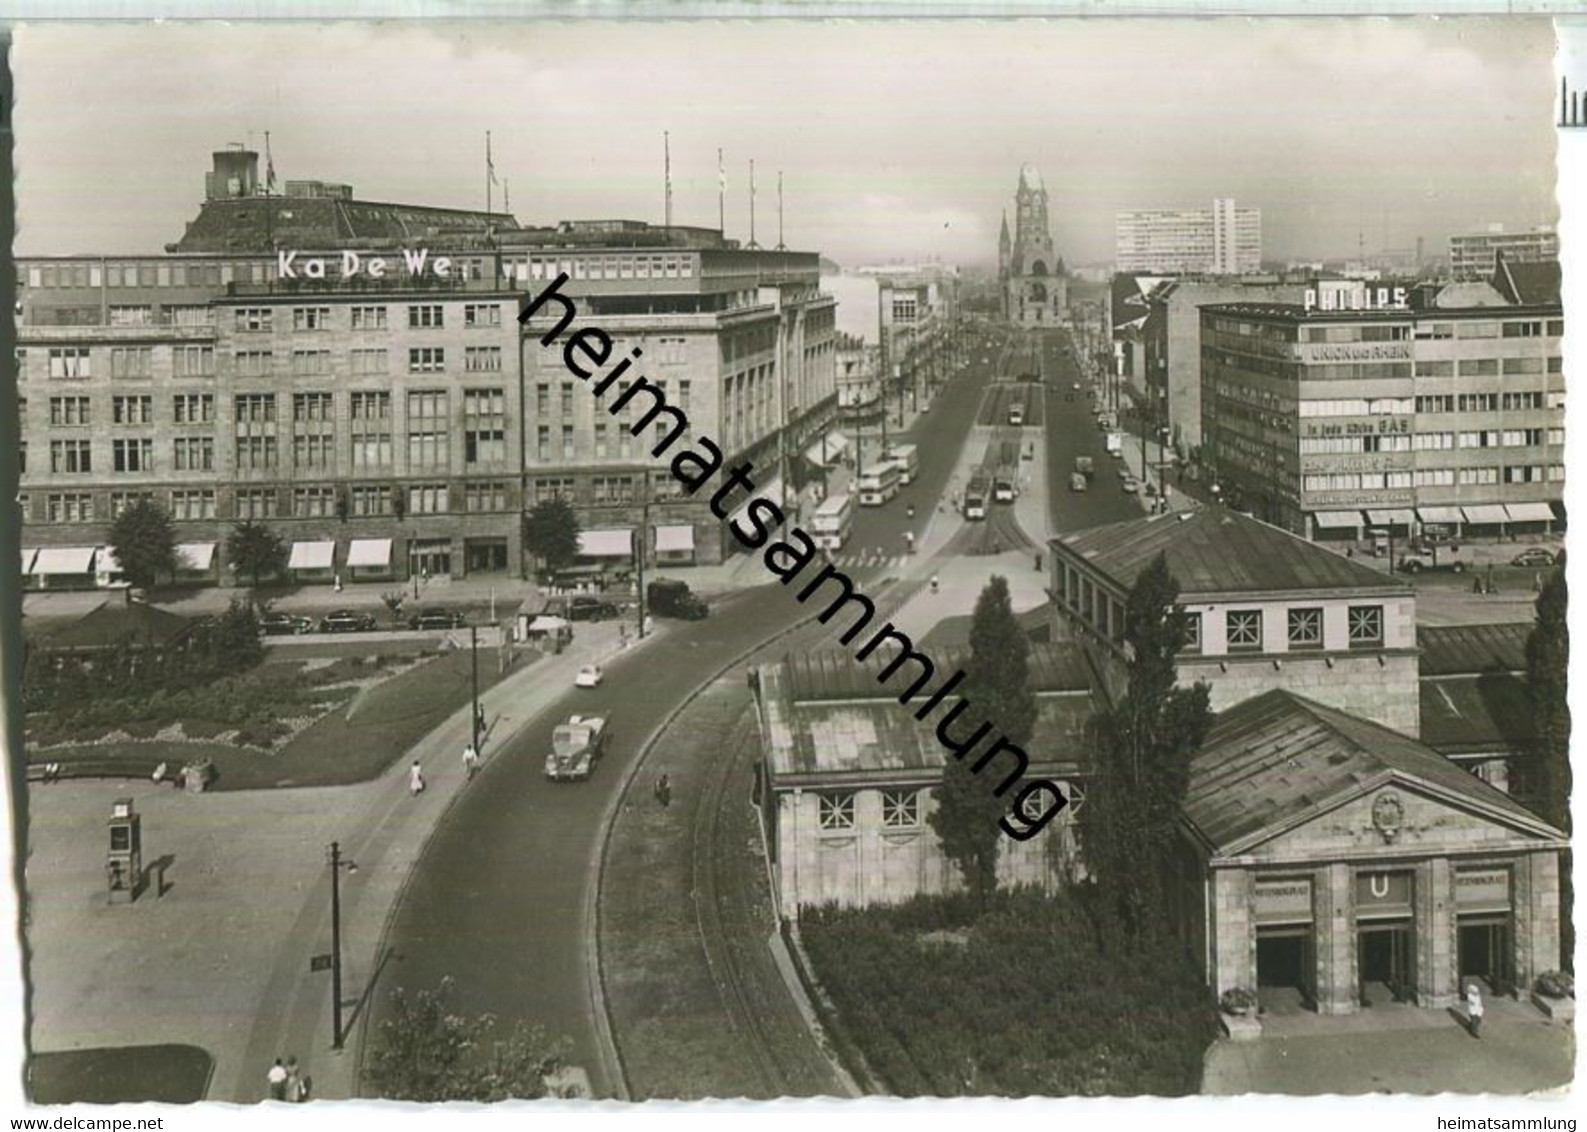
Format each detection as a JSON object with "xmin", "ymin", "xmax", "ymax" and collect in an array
[
  {"xmin": 963, "ymin": 476, "xmax": 989, "ymax": 521},
  {"xmin": 887, "ymin": 444, "xmax": 920, "ymax": 486},
  {"xmin": 857, "ymin": 460, "xmax": 903, "ymax": 507},
  {"xmin": 810, "ymin": 493, "xmax": 854, "ymax": 551}
]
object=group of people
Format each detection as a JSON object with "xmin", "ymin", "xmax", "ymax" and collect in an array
[
  {"xmin": 408, "ymin": 707, "xmax": 491, "ymax": 796},
  {"xmin": 266, "ymin": 1057, "xmax": 310, "ymax": 1103}
]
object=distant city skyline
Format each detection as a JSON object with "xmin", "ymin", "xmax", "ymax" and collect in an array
[{"xmin": 14, "ymin": 19, "xmax": 1557, "ymax": 267}]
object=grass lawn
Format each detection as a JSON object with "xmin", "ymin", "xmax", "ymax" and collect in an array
[
  {"xmin": 799, "ymin": 889, "xmax": 1218, "ymax": 1096},
  {"xmin": 29, "ymin": 648, "xmax": 535, "ymax": 790},
  {"xmin": 28, "ymin": 1045, "xmax": 214, "ymax": 1104}
]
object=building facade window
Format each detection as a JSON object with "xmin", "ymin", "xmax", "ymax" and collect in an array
[
  {"xmin": 465, "ymin": 346, "xmax": 502, "ymax": 373},
  {"xmin": 235, "ymin": 308, "xmax": 273, "ymax": 332},
  {"xmin": 235, "ymin": 350, "xmax": 273, "ymax": 378},
  {"xmin": 406, "ymin": 390, "xmax": 450, "ymax": 470},
  {"xmin": 408, "ymin": 347, "xmax": 445, "ymax": 373},
  {"xmin": 817, "ymin": 792, "xmax": 856, "ymax": 831},
  {"xmin": 49, "ymin": 396, "xmax": 91, "ymax": 426},
  {"xmin": 293, "ymin": 487, "xmax": 336, "ymax": 518},
  {"xmin": 463, "ymin": 388, "xmax": 507, "ymax": 464},
  {"xmin": 463, "ymin": 304, "xmax": 501, "ymax": 328},
  {"xmin": 234, "ymin": 488, "xmax": 278, "ymax": 519},
  {"xmin": 293, "ymin": 307, "xmax": 332, "ymax": 331},
  {"xmin": 351, "ymin": 391, "xmax": 392, "ymax": 470},
  {"xmin": 109, "ymin": 491, "xmax": 155, "ymax": 519},
  {"xmin": 291, "ymin": 350, "xmax": 332, "ymax": 377},
  {"xmin": 351, "ymin": 305, "xmax": 387, "ymax": 331},
  {"xmin": 171, "ymin": 489, "xmax": 216, "ymax": 521},
  {"xmin": 110, "ymin": 348, "xmax": 153, "ymax": 379},
  {"xmin": 46, "ymin": 492, "xmax": 93, "ymax": 522},
  {"xmin": 408, "ymin": 304, "xmax": 444, "ymax": 329},
  {"xmin": 464, "ymin": 481, "xmax": 508, "ymax": 512},
  {"xmin": 351, "ymin": 486, "xmax": 392, "ymax": 517},
  {"xmin": 48, "ymin": 348, "xmax": 91, "ymax": 379},
  {"xmin": 173, "ymin": 393, "xmax": 214, "ymax": 423},
  {"xmin": 408, "ymin": 482, "xmax": 449, "ymax": 514},
  {"xmin": 1347, "ymin": 605, "xmax": 1383, "ymax": 648},
  {"xmin": 1287, "ymin": 607, "xmax": 1323, "ymax": 650},
  {"xmin": 881, "ymin": 790, "xmax": 920, "ymax": 828},
  {"xmin": 1226, "ymin": 609, "xmax": 1263, "ymax": 652},
  {"xmin": 112, "ymin": 395, "xmax": 154, "ymax": 425},
  {"xmin": 50, "ymin": 438, "xmax": 92, "ymax": 474},
  {"xmin": 173, "ymin": 345, "xmax": 215, "ymax": 378},
  {"xmin": 173, "ymin": 436, "xmax": 215, "ymax": 472}
]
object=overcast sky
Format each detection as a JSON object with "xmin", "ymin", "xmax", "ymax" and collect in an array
[{"xmin": 13, "ymin": 18, "xmax": 1560, "ymax": 267}]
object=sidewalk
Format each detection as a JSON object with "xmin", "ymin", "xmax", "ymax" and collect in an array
[{"xmin": 23, "ymin": 613, "xmax": 662, "ymax": 1103}]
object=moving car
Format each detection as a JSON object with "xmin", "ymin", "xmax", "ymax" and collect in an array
[
  {"xmin": 993, "ymin": 479, "xmax": 1016, "ymax": 504},
  {"xmin": 567, "ymin": 596, "xmax": 620, "ymax": 622},
  {"xmin": 1075, "ymin": 456, "xmax": 1095, "ymax": 480},
  {"xmin": 647, "ymin": 578, "xmax": 709, "ymax": 620},
  {"xmin": 409, "ymin": 609, "xmax": 466, "ymax": 630},
  {"xmin": 319, "ymin": 609, "xmax": 377, "ymax": 633},
  {"xmin": 1007, "ymin": 404, "xmax": 1025, "ymax": 427},
  {"xmin": 1512, "ymin": 547, "xmax": 1560, "ymax": 567},
  {"xmin": 575, "ymin": 664, "xmax": 604, "ymax": 689},
  {"xmin": 544, "ymin": 714, "xmax": 610, "ymax": 782},
  {"xmin": 1069, "ymin": 473, "xmax": 1088, "ymax": 493},
  {"xmin": 259, "ymin": 612, "xmax": 312, "ymax": 637},
  {"xmin": 1397, "ymin": 545, "xmax": 1467, "ymax": 574},
  {"xmin": 1121, "ymin": 477, "xmax": 1140, "ymax": 494}
]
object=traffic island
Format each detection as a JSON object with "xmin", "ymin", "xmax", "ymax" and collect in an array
[{"xmin": 28, "ymin": 1043, "xmax": 214, "ymax": 1103}]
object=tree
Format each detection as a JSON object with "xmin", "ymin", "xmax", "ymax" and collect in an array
[
  {"xmin": 522, "ymin": 497, "xmax": 582, "ymax": 577},
  {"xmin": 1524, "ymin": 562, "xmax": 1571, "ymax": 968},
  {"xmin": 1079, "ymin": 553, "xmax": 1213, "ymax": 942},
  {"xmin": 929, "ymin": 575, "xmax": 1035, "ymax": 902},
  {"xmin": 107, "ymin": 499, "xmax": 179, "ymax": 589},
  {"xmin": 381, "ymin": 590, "xmax": 407, "ymax": 626},
  {"xmin": 226, "ymin": 520, "xmax": 289, "ymax": 589},
  {"xmin": 363, "ymin": 978, "xmax": 569, "ymax": 1102}
]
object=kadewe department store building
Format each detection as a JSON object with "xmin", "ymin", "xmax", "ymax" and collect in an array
[{"xmin": 1175, "ymin": 690, "xmax": 1567, "ymax": 1015}]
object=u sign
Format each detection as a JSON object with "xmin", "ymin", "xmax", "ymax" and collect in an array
[{"xmin": 1369, "ymin": 873, "xmax": 1391, "ymax": 899}]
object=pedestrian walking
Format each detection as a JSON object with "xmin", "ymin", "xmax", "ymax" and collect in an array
[
  {"xmin": 284, "ymin": 1057, "xmax": 303, "ymax": 1103},
  {"xmin": 408, "ymin": 760, "xmax": 425, "ymax": 796},
  {"xmin": 654, "ymin": 773, "xmax": 672, "ymax": 808},
  {"xmin": 1466, "ymin": 983, "xmax": 1484, "ymax": 1039},
  {"xmin": 474, "ymin": 704, "xmax": 487, "ymax": 743},
  {"xmin": 462, "ymin": 742, "xmax": 480, "ymax": 780},
  {"xmin": 266, "ymin": 1058, "xmax": 288, "ymax": 1102}
]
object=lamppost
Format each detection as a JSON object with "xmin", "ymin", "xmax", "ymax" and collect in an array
[
  {"xmin": 326, "ymin": 841, "xmax": 357, "ymax": 1051},
  {"xmin": 634, "ymin": 497, "xmax": 649, "ymax": 640},
  {"xmin": 469, "ymin": 623, "xmax": 481, "ymax": 751}
]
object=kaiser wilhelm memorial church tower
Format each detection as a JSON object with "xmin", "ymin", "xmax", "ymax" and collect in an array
[{"xmin": 999, "ymin": 164, "xmax": 1068, "ymax": 326}]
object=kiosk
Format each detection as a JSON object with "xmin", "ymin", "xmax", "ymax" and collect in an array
[{"xmin": 106, "ymin": 798, "xmax": 142, "ymax": 904}]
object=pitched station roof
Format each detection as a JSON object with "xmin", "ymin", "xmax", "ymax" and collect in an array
[
  {"xmin": 37, "ymin": 600, "xmax": 195, "ymax": 651},
  {"xmin": 1053, "ymin": 506, "xmax": 1407, "ymax": 597},
  {"xmin": 1419, "ymin": 673, "xmax": 1535, "ymax": 756},
  {"xmin": 1184, "ymin": 689, "xmax": 1556, "ymax": 856},
  {"xmin": 1418, "ymin": 622, "xmax": 1530, "ymax": 676}
]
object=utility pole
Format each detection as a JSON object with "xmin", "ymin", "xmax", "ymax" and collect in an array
[
  {"xmin": 635, "ymin": 499, "xmax": 649, "ymax": 640},
  {"xmin": 327, "ymin": 841, "xmax": 354, "ymax": 1051},
  {"xmin": 469, "ymin": 624, "xmax": 481, "ymax": 751}
]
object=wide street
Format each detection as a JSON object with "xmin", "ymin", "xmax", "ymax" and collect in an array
[{"xmin": 362, "ymin": 321, "xmax": 1019, "ymax": 1097}]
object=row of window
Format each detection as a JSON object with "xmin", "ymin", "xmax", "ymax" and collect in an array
[
  {"xmin": 30, "ymin": 480, "xmax": 516, "ymax": 524},
  {"xmin": 38, "ymin": 344, "xmax": 505, "ymax": 380},
  {"xmin": 533, "ymin": 378, "xmax": 692, "ymax": 416},
  {"xmin": 1303, "ymin": 465, "xmax": 1562, "ymax": 491},
  {"xmin": 231, "ymin": 304, "xmax": 503, "ymax": 332},
  {"xmin": 1300, "ymin": 428, "xmax": 1562, "ymax": 455},
  {"xmin": 1209, "ymin": 316, "xmax": 1563, "ymax": 342},
  {"xmin": 1188, "ymin": 606, "xmax": 1382, "ymax": 654}
]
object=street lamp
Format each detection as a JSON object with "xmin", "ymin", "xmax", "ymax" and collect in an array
[{"xmin": 325, "ymin": 841, "xmax": 357, "ymax": 1051}]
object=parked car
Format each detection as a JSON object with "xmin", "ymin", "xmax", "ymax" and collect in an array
[
  {"xmin": 1397, "ymin": 546, "xmax": 1467, "ymax": 574},
  {"xmin": 647, "ymin": 578, "xmax": 709, "ymax": 620},
  {"xmin": 575, "ymin": 664, "xmax": 604, "ymax": 689},
  {"xmin": 566, "ymin": 596, "xmax": 620, "ymax": 622},
  {"xmin": 319, "ymin": 609, "xmax": 377, "ymax": 633},
  {"xmin": 409, "ymin": 609, "xmax": 466, "ymax": 631},
  {"xmin": 1121, "ymin": 477, "xmax": 1140, "ymax": 494},
  {"xmin": 1511, "ymin": 547, "xmax": 1560, "ymax": 568},
  {"xmin": 259, "ymin": 612, "xmax": 312, "ymax": 637}
]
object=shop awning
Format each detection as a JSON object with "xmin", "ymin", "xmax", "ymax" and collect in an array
[
  {"xmin": 288, "ymin": 541, "xmax": 336, "ymax": 570},
  {"xmin": 529, "ymin": 615, "xmax": 570, "ymax": 632},
  {"xmin": 655, "ymin": 525, "xmax": 695, "ymax": 553},
  {"xmin": 20, "ymin": 548, "xmax": 37, "ymax": 575},
  {"xmin": 33, "ymin": 546, "xmax": 98, "ymax": 575},
  {"xmin": 1367, "ymin": 509, "xmax": 1415, "ymax": 527},
  {"xmin": 578, "ymin": 529, "xmax": 633, "ymax": 558},
  {"xmin": 1505, "ymin": 502, "xmax": 1556, "ymax": 523},
  {"xmin": 1312, "ymin": 510, "xmax": 1363, "ymax": 530},
  {"xmin": 729, "ymin": 478, "xmax": 785, "ymax": 530},
  {"xmin": 96, "ymin": 548, "xmax": 122, "ymax": 574},
  {"xmin": 803, "ymin": 432, "xmax": 850, "ymax": 466},
  {"xmin": 345, "ymin": 538, "xmax": 393, "ymax": 568},
  {"xmin": 1461, "ymin": 504, "xmax": 1511, "ymax": 526},
  {"xmin": 176, "ymin": 542, "xmax": 217, "ymax": 571},
  {"xmin": 1417, "ymin": 506, "xmax": 1466, "ymax": 526}
]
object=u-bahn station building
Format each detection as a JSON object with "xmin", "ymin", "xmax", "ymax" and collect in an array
[
  {"xmin": 17, "ymin": 147, "xmax": 839, "ymax": 587},
  {"xmin": 1048, "ymin": 507, "xmax": 1567, "ymax": 1013}
]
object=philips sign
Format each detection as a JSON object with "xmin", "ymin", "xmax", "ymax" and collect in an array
[{"xmin": 1303, "ymin": 285, "xmax": 1409, "ymax": 313}]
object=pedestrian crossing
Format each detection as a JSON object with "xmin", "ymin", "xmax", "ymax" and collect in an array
[{"xmin": 825, "ymin": 550, "xmax": 912, "ymax": 571}]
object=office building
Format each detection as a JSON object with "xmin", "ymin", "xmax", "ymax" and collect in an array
[
  {"xmin": 1116, "ymin": 199, "xmax": 1262, "ymax": 275},
  {"xmin": 1449, "ymin": 225, "xmax": 1558, "ymax": 281}
]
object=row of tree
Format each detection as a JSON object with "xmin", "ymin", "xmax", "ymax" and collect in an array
[{"xmin": 106, "ymin": 498, "xmax": 589, "ymax": 589}]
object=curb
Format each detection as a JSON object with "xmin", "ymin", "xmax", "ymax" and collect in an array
[{"xmin": 346, "ymin": 622, "xmax": 656, "ymax": 1097}]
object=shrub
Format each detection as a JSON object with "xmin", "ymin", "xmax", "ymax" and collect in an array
[
  {"xmin": 1536, "ymin": 970, "xmax": 1575, "ymax": 999},
  {"xmin": 1219, "ymin": 987, "xmax": 1257, "ymax": 1014}
]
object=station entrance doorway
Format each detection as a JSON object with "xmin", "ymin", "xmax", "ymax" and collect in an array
[
  {"xmin": 1253, "ymin": 876, "xmax": 1317, "ymax": 1012},
  {"xmin": 1357, "ymin": 870, "xmax": 1417, "ymax": 1006}
]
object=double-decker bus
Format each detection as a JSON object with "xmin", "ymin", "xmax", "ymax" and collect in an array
[
  {"xmin": 857, "ymin": 460, "xmax": 903, "ymax": 506},
  {"xmin": 810, "ymin": 493, "xmax": 854, "ymax": 551},
  {"xmin": 887, "ymin": 444, "xmax": 919, "ymax": 486}
]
